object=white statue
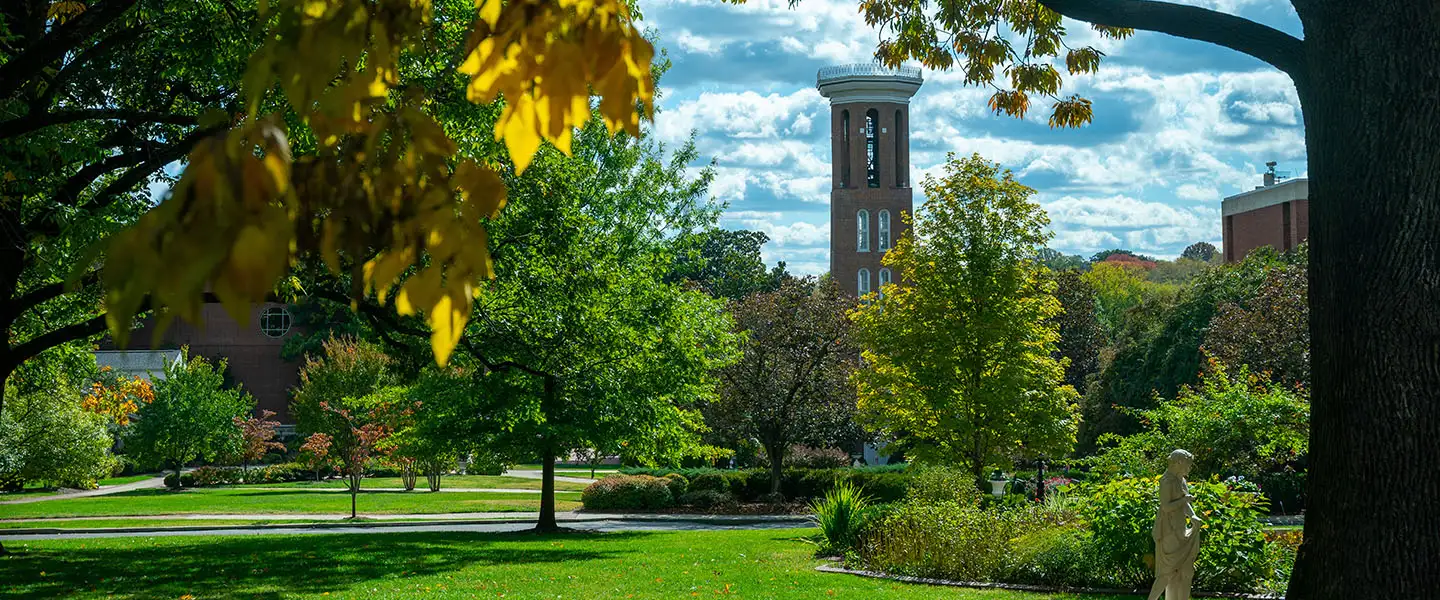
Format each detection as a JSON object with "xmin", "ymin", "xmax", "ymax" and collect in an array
[{"xmin": 1147, "ymin": 449, "xmax": 1203, "ymax": 600}]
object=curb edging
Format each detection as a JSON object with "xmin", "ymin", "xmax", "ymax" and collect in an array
[{"xmin": 814, "ymin": 564, "xmax": 1284, "ymax": 599}]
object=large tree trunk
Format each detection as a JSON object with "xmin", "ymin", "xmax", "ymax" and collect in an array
[
  {"xmin": 1287, "ymin": 3, "xmax": 1440, "ymax": 596},
  {"xmin": 537, "ymin": 451, "xmax": 558, "ymax": 532}
]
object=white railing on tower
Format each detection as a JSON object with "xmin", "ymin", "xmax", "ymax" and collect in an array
[{"xmin": 817, "ymin": 63, "xmax": 923, "ymax": 83}]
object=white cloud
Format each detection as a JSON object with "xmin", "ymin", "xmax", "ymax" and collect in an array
[{"xmin": 1174, "ymin": 183, "xmax": 1219, "ymax": 202}]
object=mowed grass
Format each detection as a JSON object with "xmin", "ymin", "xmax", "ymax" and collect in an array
[
  {"xmin": 0, "ymin": 516, "xmax": 536, "ymax": 530},
  {"xmin": 239, "ymin": 475, "xmax": 588, "ymax": 491},
  {"xmin": 0, "ymin": 528, "xmax": 1139, "ymax": 600},
  {"xmin": 97, "ymin": 474, "xmax": 161, "ymax": 486},
  {"xmin": 0, "ymin": 488, "xmax": 581, "ymax": 520}
]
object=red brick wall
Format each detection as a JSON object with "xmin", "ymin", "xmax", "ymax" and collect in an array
[
  {"xmin": 105, "ymin": 303, "xmax": 301, "ymax": 421},
  {"xmin": 830, "ymin": 101, "xmax": 913, "ymax": 294},
  {"xmin": 1225, "ymin": 200, "xmax": 1310, "ymax": 262}
]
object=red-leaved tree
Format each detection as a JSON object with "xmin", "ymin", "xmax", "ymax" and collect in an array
[
  {"xmin": 298, "ymin": 433, "xmax": 334, "ymax": 482},
  {"xmin": 233, "ymin": 410, "xmax": 285, "ymax": 480}
]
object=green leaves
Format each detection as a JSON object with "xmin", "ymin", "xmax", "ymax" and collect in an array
[
  {"xmin": 838, "ymin": 0, "xmax": 1138, "ymax": 128},
  {"xmin": 851, "ymin": 154, "xmax": 1077, "ymax": 475}
]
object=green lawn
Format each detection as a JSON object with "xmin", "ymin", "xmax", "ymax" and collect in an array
[
  {"xmin": 0, "ymin": 488, "xmax": 581, "ymax": 520},
  {"xmin": 239, "ymin": 475, "xmax": 588, "ymax": 491},
  {"xmin": 0, "ymin": 528, "xmax": 1137, "ymax": 599},
  {"xmin": 0, "ymin": 516, "xmax": 535, "ymax": 530},
  {"xmin": 97, "ymin": 474, "xmax": 160, "ymax": 486}
]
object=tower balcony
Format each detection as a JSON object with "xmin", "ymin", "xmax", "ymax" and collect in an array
[{"xmin": 816, "ymin": 63, "xmax": 924, "ymax": 105}]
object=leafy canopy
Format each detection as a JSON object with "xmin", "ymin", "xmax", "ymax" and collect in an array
[
  {"xmin": 99, "ymin": 0, "xmax": 658, "ymax": 366},
  {"xmin": 124, "ymin": 350, "xmax": 253, "ymax": 473},
  {"xmin": 847, "ymin": 0, "xmax": 1134, "ymax": 126}
]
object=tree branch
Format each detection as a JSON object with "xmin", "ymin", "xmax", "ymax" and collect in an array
[
  {"xmin": 83, "ymin": 124, "xmax": 225, "ymax": 210},
  {"xmin": 0, "ymin": 0, "xmax": 140, "ymax": 99},
  {"xmin": 1037, "ymin": 0, "xmax": 1305, "ymax": 77},
  {"xmin": 29, "ymin": 25, "xmax": 149, "ymax": 112},
  {"xmin": 0, "ymin": 109, "xmax": 198, "ymax": 141},
  {"xmin": 8, "ymin": 312, "xmax": 109, "ymax": 365},
  {"xmin": 8, "ymin": 269, "xmax": 101, "ymax": 319}
]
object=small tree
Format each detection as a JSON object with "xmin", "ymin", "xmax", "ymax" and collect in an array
[
  {"xmin": 713, "ymin": 277, "xmax": 861, "ymax": 497},
  {"xmin": 125, "ymin": 351, "xmax": 252, "ymax": 482},
  {"xmin": 851, "ymin": 154, "xmax": 1078, "ymax": 485},
  {"xmin": 233, "ymin": 410, "xmax": 285, "ymax": 480},
  {"xmin": 322, "ymin": 386, "xmax": 410, "ymax": 517},
  {"xmin": 298, "ymin": 433, "xmax": 334, "ymax": 482}
]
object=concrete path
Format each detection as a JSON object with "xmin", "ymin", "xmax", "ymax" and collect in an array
[
  {"xmin": 503, "ymin": 469, "xmax": 597, "ymax": 485},
  {"xmin": 0, "ymin": 514, "xmax": 813, "ymax": 541},
  {"xmin": 0, "ymin": 475, "xmax": 168, "ymax": 506}
]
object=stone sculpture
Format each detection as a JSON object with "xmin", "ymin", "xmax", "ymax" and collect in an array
[{"xmin": 1148, "ymin": 449, "xmax": 1203, "ymax": 600}]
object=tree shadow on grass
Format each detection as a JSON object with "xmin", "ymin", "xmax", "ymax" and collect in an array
[{"xmin": 1, "ymin": 530, "xmax": 651, "ymax": 599}]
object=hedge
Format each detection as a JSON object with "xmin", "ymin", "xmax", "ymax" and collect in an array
[
  {"xmin": 581, "ymin": 475, "xmax": 674, "ymax": 510},
  {"xmin": 616, "ymin": 466, "xmax": 912, "ymax": 503}
]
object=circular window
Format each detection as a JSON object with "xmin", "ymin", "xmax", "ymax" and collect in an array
[{"xmin": 259, "ymin": 307, "xmax": 292, "ymax": 338}]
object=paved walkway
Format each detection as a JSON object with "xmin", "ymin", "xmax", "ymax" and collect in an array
[
  {"xmin": 503, "ymin": 469, "xmax": 597, "ymax": 485},
  {"xmin": 0, "ymin": 514, "xmax": 813, "ymax": 541},
  {"xmin": 0, "ymin": 475, "xmax": 168, "ymax": 505}
]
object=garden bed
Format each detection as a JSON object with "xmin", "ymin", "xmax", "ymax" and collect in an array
[{"xmin": 816, "ymin": 563, "xmax": 1284, "ymax": 599}]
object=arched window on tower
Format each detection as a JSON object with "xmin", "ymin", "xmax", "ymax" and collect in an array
[
  {"xmin": 865, "ymin": 109, "xmax": 879, "ymax": 187},
  {"xmin": 878, "ymin": 268, "xmax": 892, "ymax": 298},
  {"xmin": 840, "ymin": 110, "xmax": 851, "ymax": 188},
  {"xmin": 856, "ymin": 209, "xmax": 870, "ymax": 252},
  {"xmin": 858, "ymin": 268, "xmax": 871, "ymax": 296},
  {"xmin": 894, "ymin": 109, "xmax": 905, "ymax": 187},
  {"xmin": 878, "ymin": 209, "xmax": 891, "ymax": 251}
]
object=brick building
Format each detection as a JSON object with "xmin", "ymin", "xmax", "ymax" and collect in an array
[
  {"xmin": 816, "ymin": 64, "xmax": 923, "ymax": 295},
  {"xmin": 1222, "ymin": 170, "xmax": 1309, "ymax": 262},
  {"xmin": 98, "ymin": 303, "xmax": 302, "ymax": 423}
]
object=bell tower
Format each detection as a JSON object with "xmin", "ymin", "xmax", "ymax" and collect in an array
[{"xmin": 816, "ymin": 64, "xmax": 923, "ymax": 297}]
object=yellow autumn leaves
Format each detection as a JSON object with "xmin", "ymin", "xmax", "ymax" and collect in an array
[{"xmin": 100, "ymin": 0, "xmax": 655, "ymax": 365}]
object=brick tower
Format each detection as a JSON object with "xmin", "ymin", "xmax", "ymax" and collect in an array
[{"xmin": 816, "ymin": 64, "xmax": 923, "ymax": 297}]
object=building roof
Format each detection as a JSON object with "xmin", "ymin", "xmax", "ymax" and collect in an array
[{"xmin": 1221, "ymin": 178, "xmax": 1308, "ymax": 217}]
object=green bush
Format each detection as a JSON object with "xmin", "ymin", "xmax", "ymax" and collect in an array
[
  {"xmin": 1005, "ymin": 525, "xmax": 1104, "ymax": 587},
  {"xmin": 904, "ymin": 466, "xmax": 984, "ymax": 507},
  {"xmin": 677, "ymin": 489, "xmax": 734, "ymax": 509},
  {"xmin": 179, "ymin": 472, "xmax": 196, "ymax": 487},
  {"xmin": 662, "ymin": 473, "xmax": 688, "ymax": 498},
  {"xmin": 580, "ymin": 475, "xmax": 674, "ymax": 511},
  {"xmin": 862, "ymin": 501, "xmax": 1044, "ymax": 582},
  {"xmin": 688, "ymin": 472, "xmax": 731, "ymax": 494},
  {"xmin": 0, "ymin": 385, "xmax": 117, "ymax": 490},
  {"xmin": 810, "ymin": 481, "xmax": 872, "ymax": 554},
  {"xmin": 1076, "ymin": 476, "xmax": 1274, "ymax": 592},
  {"xmin": 163, "ymin": 473, "xmax": 180, "ymax": 488}
]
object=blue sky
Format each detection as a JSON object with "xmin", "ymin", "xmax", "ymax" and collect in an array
[{"xmin": 638, "ymin": 0, "xmax": 1307, "ymax": 274}]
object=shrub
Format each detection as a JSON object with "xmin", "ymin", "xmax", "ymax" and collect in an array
[
  {"xmin": 1076, "ymin": 476, "xmax": 1274, "ymax": 592},
  {"xmin": 678, "ymin": 489, "xmax": 735, "ymax": 509},
  {"xmin": 581, "ymin": 475, "xmax": 674, "ymax": 511},
  {"xmin": 782, "ymin": 445, "xmax": 851, "ymax": 469},
  {"xmin": 810, "ymin": 481, "xmax": 872, "ymax": 554},
  {"xmin": 904, "ymin": 466, "xmax": 984, "ymax": 507},
  {"xmin": 688, "ymin": 472, "xmax": 731, "ymax": 494},
  {"xmin": 1005, "ymin": 525, "xmax": 1104, "ymax": 587},
  {"xmin": 189, "ymin": 466, "xmax": 240, "ymax": 486},
  {"xmin": 661, "ymin": 473, "xmax": 688, "ymax": 498},
  {"xmin": 862, "ymin": 501, "xmax": 1044, "ymax": 582},
  {"xmin": 163, "ymin": 473, "xmax": 180, "ymax": 488},
  {"xmin": 179, "ymin": 472, "xmax": 196, "ymax": 487},
  {"xmin": 0, "ymin": 385, "xmax": 117, "ymax": 490}
]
